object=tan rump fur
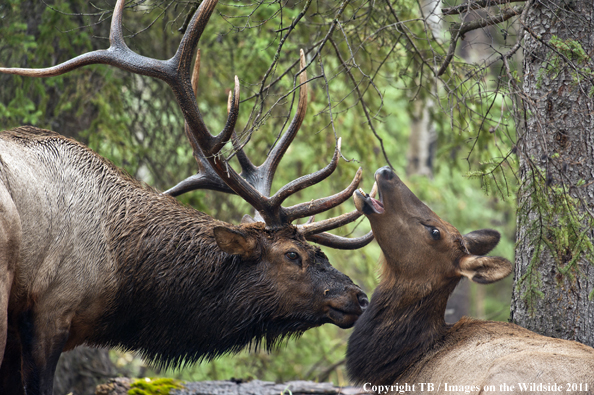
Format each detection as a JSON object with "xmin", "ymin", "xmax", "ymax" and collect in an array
[{"xmin": 409, "ymin": 318, "xmax": 594, "ymax": 393}]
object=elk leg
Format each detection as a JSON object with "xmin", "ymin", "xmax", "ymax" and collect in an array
[
  {"xmin": 0, "ymin": 273, "xmax": 15, "ymax": 390},
  {"xmin": 0, "ymin": 324, "xmax": 24, "ymax": 395},
  {"xmin": 19, "ymin": 309, "xmax": 69, "ymax": 395},
  {"xmin": 0, "ymin": 273, "xmax": 15, "ymax": 392},
  {"xmin": 0, "ymin": 181, "xmax": 20, "ymax": 373}
]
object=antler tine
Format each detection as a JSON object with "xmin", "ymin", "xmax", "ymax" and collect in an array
[
  {"xmin": 228, "ymin": 93, "xmax": 256, "ymax": 173},
  {"xmin": 269, "ymin": 137, "xmax": 342, "ymax": 210},
  {"xmin": 258, "ymin": 49, "xmax": 309, "ymax": 195},
  {"xmin": 206, "ymin": 76, "xmax": 240, "ymax": 155},
  {"xmin": 297, "ymin": 172, "xmax": 378, "ymax": 243},
  {"xmin": 109, "ymin": 0, "xmax": 126, "ymax": 47},
  {"xmin": 165, "ymin": 47, "xmax": 235, "ymax": 197},
  {"xmin": 298, "ymin": 209, "xmax": 363, "ymax": 235},
  {"xmin": 165, "ymin": 94, "xmax": 255, "ymax": 197},
  {"xmin": 231, "ymin": 132, "xmax": 256, "ymax": 173},
  {"xmin": 0, "ymin": 0, "xmax": 168, "ymax": 81},
  {"xmin": 284, "ymin": 167, "xmax": 363, "ymax": 222},
  {"xmin": 165, "ymin": 89, "xmax": 259, "ymax": 203},
  {"xmin": 0, "ymin": 0, "xmax": 126, "ymax": 78},
  {"xmin": 306, "ymin": 231, "xmax": 374, "ymax": 250},
  {"xmin": 164, "ymin": 169, "xmax": 233, "ymax": 196},
  {"xmin": 298, "ymin": 175, "xmax": 379, "ymax": 234},
  {"xmin": 0, "ymin": 46, "xmax": 121, "ymax": 79},
  {"xmin": 173, "ymin": 0, "xmax": 218, "ymax": 80},
  {"xmin": 191, "ymin": 48, "xmax": 201, "ymax": 94}
]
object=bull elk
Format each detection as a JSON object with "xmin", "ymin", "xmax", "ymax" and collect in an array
[
  {"xmin": 347, "ymin": 166, "xmax": 594, "ymax": 394},
  {"xmin": 0, "ymin": 1, "xmax": 373, "ymax": 394}
]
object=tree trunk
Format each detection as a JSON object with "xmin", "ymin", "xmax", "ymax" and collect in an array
[
  {"xmin": 511, "ymin": 0, "xmax": 594, "ymax": 347},
  {"xmin": 406, "ymin": 99, "xmax": 437, "ymax": 178}
]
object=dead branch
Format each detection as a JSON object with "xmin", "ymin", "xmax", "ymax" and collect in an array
[{"xmin": 442, "ymin": 0, "xmax": 526, "ymax": 16}]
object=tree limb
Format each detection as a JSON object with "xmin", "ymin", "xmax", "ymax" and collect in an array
[
  {"xmin": 437, "ymin": 5, "xmax": 524, "ymax": 76},
  {"xmin": 442, "ymin": 0, "xmax": 526, "ymax": 16}
]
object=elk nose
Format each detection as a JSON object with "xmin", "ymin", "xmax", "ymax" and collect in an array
[
  {"xmin": 375, "ymin": 166, "xmax": 395, "ymax": 180},
  {"xmin": 357, "ymin": 291, "xmax": 369, "ymax": 310}
]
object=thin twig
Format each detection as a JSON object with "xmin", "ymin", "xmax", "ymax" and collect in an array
[
  {"xmin": 384, "ymin": 0, "xmax": 436, "ymax": 76},
  {"xmin": 329, "ymin": 38, "xmax": 394, "ymax": 169}
]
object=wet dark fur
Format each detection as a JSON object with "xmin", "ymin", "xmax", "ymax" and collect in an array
[
  {"xmin": 91, "ymin": 220, "xmax": 323, "ymax": 368},
  {"xmin": 346, "ymin": 259, "xmax": 459, "ymax": 384}
]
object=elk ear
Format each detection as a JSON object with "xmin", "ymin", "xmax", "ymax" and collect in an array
[
  {"xmin": 213, "ymin": 226, "xmax": 257, "ymax": 259},
  {"xmin": 457, "ymin": 255, "xmax": 512, "ymax": 284},
  {"xmin": 463, "ymin": 229, "xmax": 501, "ymax": 255}
]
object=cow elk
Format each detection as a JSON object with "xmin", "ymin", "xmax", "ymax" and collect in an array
[
  {"xmin": 347, "ymin": 166, "xmax": 594, "ymax": 394},
  {"xmin": 0, "ymin": 0, "xmax": 373, "ymax": 394}
]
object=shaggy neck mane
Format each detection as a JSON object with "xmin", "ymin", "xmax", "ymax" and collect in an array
[
  {"xmin": 347, "ymin": 254, "xmax": 459, "ymax": 385},
  {"xmin": 87, "ymin": 176, "xmax": 302, "ymax": 369}
]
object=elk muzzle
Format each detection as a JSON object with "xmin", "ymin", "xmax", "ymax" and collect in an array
[
  {"xmin": 324, "ymin": 284, "xmax": 368, "ymax": 329},
  {"xmin": 354, "ymin": 166, "xmax": 422, "ymax": 218}
]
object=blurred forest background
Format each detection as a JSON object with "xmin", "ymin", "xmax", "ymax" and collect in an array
[{"xmin": 4, "ymin": 0, "xmax": 590, "ymax": 393}]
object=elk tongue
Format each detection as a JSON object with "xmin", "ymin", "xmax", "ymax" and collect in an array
[
  {"xmin": 369, "ymin": 196, "xmax": 384, "ymax": 214},
  {"xmin": 353, "ymin": 189, "xmax": 385, "ymax": 215}
]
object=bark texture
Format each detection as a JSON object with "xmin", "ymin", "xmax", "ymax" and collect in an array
[{"xmin": 511, "ymin": 0, "xmax": 594, "ymax": 346}]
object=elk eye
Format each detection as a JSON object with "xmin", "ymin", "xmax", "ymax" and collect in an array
[
  {"xmin": 285, "ymin": 251, "xmax": 299, "ymax": 260},
  {"xmin": 430, "ymin": 227, "xmax": 441, "ymax": 240}
]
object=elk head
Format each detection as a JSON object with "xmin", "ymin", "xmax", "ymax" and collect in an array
[
  {"xmin": 211, "ymin": 223, "xmax": 367, "ymax": 330},
  {"xmin": 353, "ymin": 166, "xmax": 511, "ymax": 298}
]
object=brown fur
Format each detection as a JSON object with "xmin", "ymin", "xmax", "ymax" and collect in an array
[
  {"xmin": 347, "ymin": 166, "xmax": 594, "ymax": 394},
  {"xmin": 0, "ymin": 126, "xmax": 367, "ymax": 395}
]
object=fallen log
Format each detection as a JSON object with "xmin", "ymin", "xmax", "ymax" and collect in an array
[{"xmin": 96, "ymin": 378, "xmax": 366, "ymax": 395}]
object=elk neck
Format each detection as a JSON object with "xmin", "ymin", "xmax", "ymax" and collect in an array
[
  {"xmin": 72, "ymin": 152, "xmax": 293, "ymax": 368},
  {"xmin": 346, "ymin": 253, "xmax": 460, "ymax": 385}
]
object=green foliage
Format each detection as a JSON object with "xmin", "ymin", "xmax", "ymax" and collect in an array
[
  {"xmin": 549, "ymin": 36, "xmax": 589, "ymax": 63},
  {"xmin": 536, "ymin": 36, "xmax": 594, "ymax": 90},
  {"xmin": 128, "ymin": 378, "xmax": 184, "ymax": 395}
]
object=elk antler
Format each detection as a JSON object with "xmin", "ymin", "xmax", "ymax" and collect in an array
[
  {"xmin": 167, "ymin": 48, "xmax": 372, "ymax": 247},
  {"xmin": 0, "ymin": 0, "xmax": 373, "ymax": 249}
]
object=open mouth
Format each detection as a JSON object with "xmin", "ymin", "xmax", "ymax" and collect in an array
[{"xmin": 353, "ymin": 183, "xmax": 384, "ymax": 215}]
